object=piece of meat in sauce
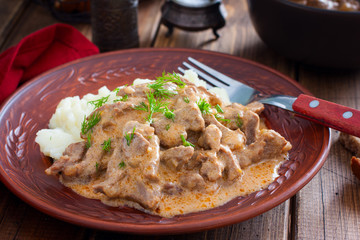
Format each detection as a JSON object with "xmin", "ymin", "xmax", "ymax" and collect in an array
[
  {"xmin": 223, "ymin": 103, "xmax": 262, "ymax": 145},
  {"xmin": 204, "ymin": 114, "xmax": 246, "ymax": 151},
  {"xmin": 235, "ymin": 129, "xmax": 292, "ymax": 168},
  {"xmin": 160, "ymin": 146, "xmax": 194, "ymax": 171},
  {"xmin": 198, "ymin": 124, "xmax": 222, "ymax": 151},
  {"xmin": 94, "ymin": 121, "xmax": 162, "ymax": 209},
  {"xmin": 152, "ymin": 102, "xmax": 205, "ymax": 148},
  {"xmin": 45, "ymin": 141, "xmax": 87, "ymax": 176}
]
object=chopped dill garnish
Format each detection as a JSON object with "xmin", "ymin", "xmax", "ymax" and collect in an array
[
  {"xmin": 236, "ymin": 113, "xmax": 243, "ymax": 128},
  {"xmin": 88, "ymin": 95, "xmax": 110, "ymax": 109},
  {"xmin": 215, "ymin": 114, "xmax": 231, "ymax": 123},
  {"xmin": 124, "ymin": 126, "xmax": 136, "ymax": 146},
  {"xmin": 156, "ymin": 71, "xmax": 186, "ymax": 88},
  {"xmin": 114, "ymin": 94, "xmax": 128, "ymax": 102},
  {"xmin": 215, "ymin": 104, "xmax": 224, "ymax": 113},
  {"xmin": 81, "ymin": 112, "xmax": 101, "ymax": 135},
  {"xmin": 165, "ymin": 124, "xmax": 171, "ymax": 131},
  {"xmin": 102, "ymin": 138, "xmax": 112, "ymax": 152},
  {"xmin": 183, "ymin": 97, "xmax": 190, "ymax": 103},
  {"xmin": 112, "ymin": 87, "xmax": 120, "ymax": 94},
  {"xmin": 119, "ymin": 161, "xmax": 126, "ymax": 169},
  {"xmin": 134, "ymin": 92, "xmax": 168, "ymax": 123},
  {"xmin": 180, "ymin": 134, "xmax": 195, "ymax": 147},
  {"xmin": 95, "ymin": 162, "xmax": 99, "ymax": 171},
  {"xmin": 85, "ymin": 133, "xmax": 92, "ymax": 149},
  {"xmin": 196, "ymin": 98, "xmax": 211, "ymax": 115},
  {"xmin": 164, "ymin": 107, "xmax": 175, "ymax": 121},
  {"xmin": 148, "ymin": 81, "xmax": 177, "ymax": 99},
  {"xmin": 133, "ymin": 101, "xmax": 148, "ymax": 112}
]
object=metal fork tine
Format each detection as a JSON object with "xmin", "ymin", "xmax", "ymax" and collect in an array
[
  {"xmin": 182, "ymin": 62, "xmax": 229, "ymax": 89},
  {"xmin": 178, "ymin": 66, "xmax": 212, "ymax": 89},
  {"xmin": 188, "ymin": 57, "xmax": 240, "ymax": 86}
]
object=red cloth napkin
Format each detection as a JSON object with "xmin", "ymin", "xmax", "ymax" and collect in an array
[{"xmin": 0, "ymin": 23, "xmax": 99, "ymax": 104}]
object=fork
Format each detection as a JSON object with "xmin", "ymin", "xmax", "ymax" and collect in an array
[{"xmin": 178, "ymin": 57, "xmax": 360, "ymax": 137}]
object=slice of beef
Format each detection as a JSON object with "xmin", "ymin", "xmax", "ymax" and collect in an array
[
  {"xmin": 61, "ymin": 142, "xmax": 104, "ymax": 181},
  {"xmin": 161, "ymin": 182, "xmax": 183, "ymax": 195},
  {"xmin": 200, "ymin": 152, "xmax": 224, "ymax": 182},
  {"xmin": 223, "ymin": 103, "xmax": 261, "ymax": 144},
  {"xmin": 96, "ymin": 175, "xmax": 161, "ymax": 210},
  {"xmin": 218, "ymin": 145, "xmax": 242, "ymax": 181},
  {"xmin": 160, "ymin": 146, "xmax": 194, "ymax": 171},
  {"xmin": 45, "ymin": 141, "xmax": 87, "ymax": 176},
  {"xmin": 175, "ymin": 102, "xmax": 205, "ymax": 132},
  {"xmin": 179, "ymin": 173, "xmax": 206, "ymax": 190},
  {"xmin": 197, "ymin": 124, "xmax": 222, "ymax": 151},
  {"xmin": 204, "ymin": 114, "xmax": 246, "ymax": 151},
  {"xmin": 121, "ymin": 121, "xmax": 161, "ymax": 182},
  {"xmin": 246, "ymin": 101, "xmax": 264, "ymax": 115},
  {"xmin": 186, "ymin": 150, "xmax": 215, "ymax": 170},
  {"xmin": 152, "ymin": 102, "xmax": 204, "ymax": 148},
  {"xmin": 235, "ymin": 129, "xmax": 292, "ymax": 168}
]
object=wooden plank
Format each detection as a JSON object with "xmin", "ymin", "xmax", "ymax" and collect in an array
[
  {"xmin": 295, "ymin": 68, "xmax": 360, "ymax": 240},
  {"xmin": 138, "ymin": 0, "xmax": 163, "ymax": 47},
  {"xmin": 0, "ymin": 2, "xmax": 61, "ymax": 51},
  {"xmin": 1, "ymin": 0, "xmax": 162, "ymax": 51},
  {"xmin": 153, "ymin": 0, "xmax": 296, "ymax": 78},
  {"xmin": 0, "ymin": 0, "xmax": 30, "ymax": 49},
  {"xmin": 0, "ymin": 182, "xmax": 87, "ymax": 240},
  {"xmin": 88, "ymin": 201, "xmax": 289, "ymax": 239}
]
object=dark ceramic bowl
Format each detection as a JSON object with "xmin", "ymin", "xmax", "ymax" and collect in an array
[{"xmin": 247, "ymin": 0, "xmax": 360, "ymax": 68}]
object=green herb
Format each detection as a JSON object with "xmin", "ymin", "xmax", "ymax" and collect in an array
[
  {"xmin": 236, "ymin": 113, "xmax": 243, "ymax": 128},
  {"xmin": 112, "ymin": 87, "xmax": 120, "ymax": 94},
  {"xmin": 81, "ymin": 112, "xmax": 101, "ymax": 135},
  {"xmin": 164, "ymin": 107, "xmax": 175, "ymax": 121},
  {"xmin": 102, "ymin": 138, "xmax": 112, "ymax": 152},
  {"xmin": 165, "ymin": 124, "xmax": 171, "ymax": 131},
  {"xmin": 124, "ymin": 126, "xmax": 136, "ymax": 146},
  {"xmin": 85, "ymin": 133, "xmax": 92, "ymax": 149},
  {"xmin": 215, "ymin": 104, "xmax": 224, "ymax": 113},
  {"xmin": 134, "ymin": 92, "xmax": 168, "ymax": 123},
  {"xmin": 88, "ymin": 95, "xmax": 110, "ymax": 109},
  {"xmin": 119, "ymin": 161, "xmax": 126, "ymax": 169},
  {"xmin": 114, "ymin": 94, "xmax": 128, "ymax": 103},
  {"xmin": 95, "ymin": 162, "xmax": 99, "ymax": 171},
  {"xmin": 180, "ymin": 134, "xmax": 195, "ymax": 147},
  {"xmin": 148, "ymin": 81, "xmax": 177, "ymax": 99},
  {"xmin": 215, "ymin": 114, "xmax": 231, "ymax": 123},
  {"xmin": 196, "ymin": 98, "xmax": 211, "ymax": 115},
  {"xmin": 156, "ymin": 71, "xmax": 186, "ymax": 88},
  {"xmin": 133, "ymin": 101, "xmax": 148, "ymax": 112},
  {"xmin": 183, "ymin": 97, "xmax": 190, "ymax": 103}
]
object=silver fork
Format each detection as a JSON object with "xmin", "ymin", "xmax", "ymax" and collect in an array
[{"xmin": 178, "ymin": 57, "xmax": 360, "ymax": 137}]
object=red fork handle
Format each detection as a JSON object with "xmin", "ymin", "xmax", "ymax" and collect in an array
[{"xmin": 293, "ymin": 94, "xmax": 360, "ymax": 137}]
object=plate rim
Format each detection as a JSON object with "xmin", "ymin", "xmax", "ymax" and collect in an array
[{"xmin": 0, "ymin": 48, "xmax": 331, "ymax": 234}]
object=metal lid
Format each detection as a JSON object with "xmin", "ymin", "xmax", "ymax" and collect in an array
[{"xmin": 172, "ymin": 0, "xmax": 221, "ymax": 8}]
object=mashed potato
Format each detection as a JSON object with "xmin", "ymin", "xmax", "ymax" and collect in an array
[{"xmin": 35, "ymin": 70, "xmax": 230, "ymax": 160}]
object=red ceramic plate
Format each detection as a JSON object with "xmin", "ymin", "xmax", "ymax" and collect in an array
[{"xmin": 0, "ymin": 48, "xmax": 330, "ymax": 234}]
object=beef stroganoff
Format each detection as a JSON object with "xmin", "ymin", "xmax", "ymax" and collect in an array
[{"xmin": 36, "ymin": 70, "xmax": 291, "ymax": 217}]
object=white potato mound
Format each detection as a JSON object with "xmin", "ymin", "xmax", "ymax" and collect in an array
[{"xmin": 35, "ymin": 70, "xmax": 230, "ymax": 160}]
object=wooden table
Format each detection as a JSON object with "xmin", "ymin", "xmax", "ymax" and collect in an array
[{"xmin": 1, "ymin": 0, "xmax": 359, "ymax": 239}]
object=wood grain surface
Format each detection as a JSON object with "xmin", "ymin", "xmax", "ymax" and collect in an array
[{"xmin": 0, "ymin": 0, "xmax": 359, "ymax": 239}]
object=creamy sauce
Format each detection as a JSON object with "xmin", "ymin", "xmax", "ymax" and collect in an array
[
  {"xmin": 46, "ymin": 76, "xmax": 292, "ymax": 218},
  {"xmin": 63, "ymin": 156, "xmax": 286, "ymax": 217}
]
